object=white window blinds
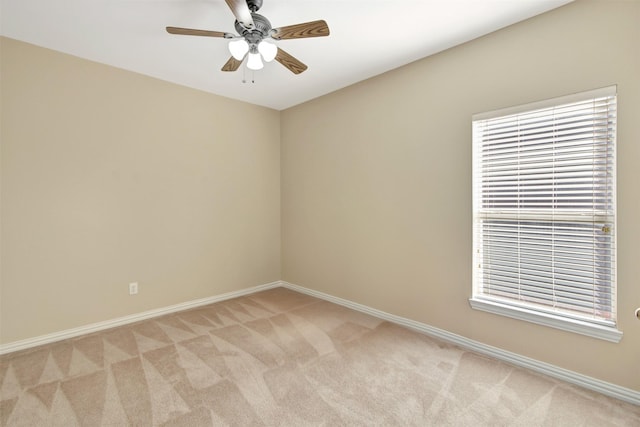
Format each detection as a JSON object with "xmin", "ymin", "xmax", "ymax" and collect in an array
[{"xmin": 472, "ymin": 87, "xmax": 617, "ymax": 330}]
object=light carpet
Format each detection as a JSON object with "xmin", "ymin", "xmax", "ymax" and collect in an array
[{"xmin": 1, "ymin": 287, "xmax": 638, "ymax": 426}]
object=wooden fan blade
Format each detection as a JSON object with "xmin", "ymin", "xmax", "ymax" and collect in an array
[
  {"xmin": 224, "ymin": 0, "xmax": 254, "ymax": 29},
  {"xmin": 222, "ymin": 56, "xmax": 244, "ymax": 72},
  {"xmin": 275, "ymin": 48, "xmax": 308, "ymax": 74},
  {"xmin": 271, "ymin": 20, "xmax": 330, "ymax": 40},
  {"xmin": 166, "ymin": 27, "xmax": 228, "ymax": 38}
]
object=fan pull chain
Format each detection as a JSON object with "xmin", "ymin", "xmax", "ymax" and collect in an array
[{"xmin": 242, "ymin": 66, "xmax": 256, "ymax": 84}]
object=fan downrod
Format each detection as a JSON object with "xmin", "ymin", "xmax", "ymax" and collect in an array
[{"xmin": 246, "ymin": 0, "xmax": 263, "ymax": 12}]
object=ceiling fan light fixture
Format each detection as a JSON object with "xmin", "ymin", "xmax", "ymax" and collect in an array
[
  {"xmin": 257, "ymin": 40, "xmax": 277, "ymax": 62},
  {"xmin": 228, "ymin": 39, "xmax": 249, "ymax": 60},
  {"xmin": 247, "ymin": 52, "xmax": 264, "ymax": 70},
  {"xmin": 166, "ymin": 1, "xmax": 330, "ymax": 75}
]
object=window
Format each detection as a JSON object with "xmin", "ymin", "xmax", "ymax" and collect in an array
[{"xmin": 471, "ymin": 86, "xmax": 621, "ymax": 342}]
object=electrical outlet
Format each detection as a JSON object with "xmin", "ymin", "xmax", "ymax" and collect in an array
[{"xmin": 129, "ymin": 282, "xmax": 138, "ymax": 295}]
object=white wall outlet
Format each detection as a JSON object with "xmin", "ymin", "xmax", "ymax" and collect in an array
[{"xmin": 129, "ymin": 282, "xmax": 138, "ymax": 295}]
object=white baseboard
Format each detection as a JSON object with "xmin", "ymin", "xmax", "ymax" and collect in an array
[
  {"xmin": 0, "ymin": 281, "xmax": 281, "ymax": 355},
  {"xmin": 280, "ymin": 281, "xmax": 640, "ymax": 406}
]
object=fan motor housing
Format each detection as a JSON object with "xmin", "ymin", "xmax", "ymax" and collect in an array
[{"xmin": 235, "ymin": 13, "xmax": 272, "ymax": 37}]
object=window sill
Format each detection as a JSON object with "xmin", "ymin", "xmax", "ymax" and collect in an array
[{"xmin": 469, "ymin": 298, "xmax": 623, "ymax": 343}]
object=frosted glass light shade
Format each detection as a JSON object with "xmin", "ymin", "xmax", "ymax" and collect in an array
[
  {"xmin": 258, "ymin": 40, "xmax": 277, "ymax": 62},
  {"xmin": 247, "ymin": 52, "xmax": 264, "ymax": 70},
  {"xmin": 228, "ymin": 39, "xmax": 249, "ymax": 60}
]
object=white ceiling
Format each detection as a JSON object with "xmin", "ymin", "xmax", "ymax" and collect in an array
[{"xmin": 1, "ymin": 0, "xmax": 572, "ymax": 110}]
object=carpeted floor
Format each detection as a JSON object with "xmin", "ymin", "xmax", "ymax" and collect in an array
[{"xmin": 1, "ymin": 287, "xmax": 638, "ymax": 426}]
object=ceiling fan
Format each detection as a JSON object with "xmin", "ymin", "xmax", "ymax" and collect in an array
[{"xmin": 166, "ymin": 0, "xmax": 330, "ymax": 75}]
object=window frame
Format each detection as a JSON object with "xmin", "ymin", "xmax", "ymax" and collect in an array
[{"xmin": 470, "ymin": 86, "xmax": 622, "ymax": 343}]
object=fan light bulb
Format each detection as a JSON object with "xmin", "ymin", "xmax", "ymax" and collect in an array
[
  {"xmin": 247, "ymin": 52, "xmax": 264, "ymax": 70},
  {"xmin": 228, "ymin": 39, "xmax": 249, "ymax": 60},
  {"xmin": 258, "ymin": 40, "xmax": 277, "ymax": 62}
]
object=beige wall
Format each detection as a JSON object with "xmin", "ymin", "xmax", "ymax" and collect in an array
[
  {"xmin": 1, "ymin": 37, "xmax": 281, "ymax": 343},
  {"xmin": 281, "ymin": 0, "xmax": 640, "ymax": 391}
]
